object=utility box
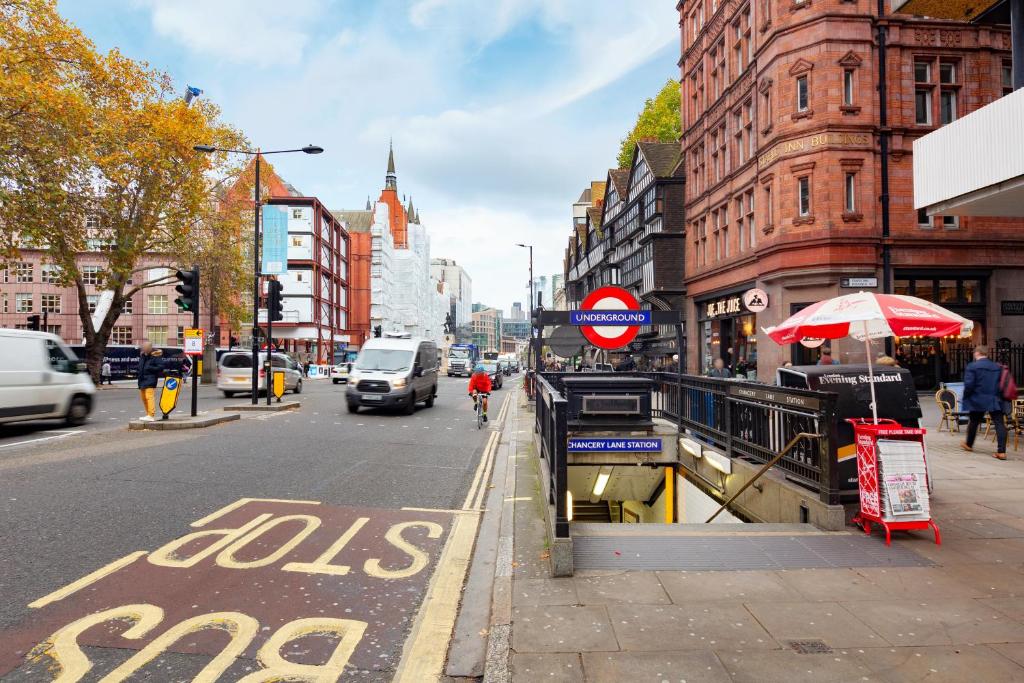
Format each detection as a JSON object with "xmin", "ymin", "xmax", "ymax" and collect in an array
[{"xmin": 563, "ymin": 376, "xmax": 655, "ymax": 431}]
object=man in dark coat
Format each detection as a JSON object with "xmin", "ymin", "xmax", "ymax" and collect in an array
[
  {"xmin": 137, "ymin": 341, "xmax": 165, "ymax": 422},
  {"xmin": 961, "ymin": 346, "xmax": 1009, "ymax": 460}
]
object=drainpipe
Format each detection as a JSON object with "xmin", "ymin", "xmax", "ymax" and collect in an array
[
  {"xmin": 877, "ymin": 0, "xmax": 893, "ymax": 356},
  {"xmin": 1014, "ymin": 0, "xmax": 1024, "ymax": 90}
]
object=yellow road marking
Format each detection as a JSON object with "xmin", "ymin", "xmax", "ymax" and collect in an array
[
  {"xmin": 190, "ymin": 497, "xmax": 321, "ymax": 528},
  {"xmin": 392, "ymin": 512, "xmax": 478, "ymax": 683},
  {"xmin": 401, "ymin": 507, "xmax": 480, "ymax": 515},
  {"xmin": 29, "ymin": 551, "xmax": 147, "ymax": 609},
  {"xmin": 472, "ymin": 437, "xmax": 498, "ymax": 511},
  {"xmin": 461, "ymin": 431, "xmax": 499, "ymax": 510}
]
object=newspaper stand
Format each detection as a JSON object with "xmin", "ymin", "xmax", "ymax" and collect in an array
[{"xmin": 847, "ymin": 418, "xmax": 940, "ymax": 546}]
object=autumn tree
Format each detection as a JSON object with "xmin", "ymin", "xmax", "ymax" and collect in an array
[
  {"xmin": 0, "ymin": 0, "xmax": 249, "ymax": 378},
  {"xmin": 617, "ymin": 79, "xmax": 682, "ymax": 168}
]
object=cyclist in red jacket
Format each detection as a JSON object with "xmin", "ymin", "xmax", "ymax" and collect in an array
[{"xmin": 468, "ymin": 364, "xmax": 492, "ymax": 422}]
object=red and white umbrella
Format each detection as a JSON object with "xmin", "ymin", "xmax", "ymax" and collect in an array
[{"xmin": 764, "ymin": 292, "xmax": 973, "ymax": 422}]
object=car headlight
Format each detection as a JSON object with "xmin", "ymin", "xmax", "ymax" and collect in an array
[
  {"xmin": 391, "ymin": 377, "xmax": 407, "ymax": 389},
  {"xmin": 348, "ymin": 372, "xmax": 359, "ymax": 383}
]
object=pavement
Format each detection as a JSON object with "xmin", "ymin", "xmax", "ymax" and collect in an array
[
  {"xmin": 0, "ymin": 375, "xmax": 514, "ymax": 681},
  {"xmin": 500, "ymin": 390, "xmax": 1024, "ymax": 683}
]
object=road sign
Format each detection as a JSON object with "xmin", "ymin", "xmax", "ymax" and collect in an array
[
  {"xmin": 158, "ymin": 376, "xmax": 181, "ymax": 418},
  {"xmin": 272, "ymin": 371, "xmax": 285, "ymax": 402},
  {"xmin": 184, "ymin": 328, "xmax": 204, "ymax": 356},
  {"xmin": 571, "ymin": 286, "xmax": 646, "ymax": 350},
  {"xmin": 548, "ymin": 325, "xmax": 585, "ymax": 359}
]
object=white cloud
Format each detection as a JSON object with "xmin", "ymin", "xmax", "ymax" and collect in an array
[{"xmin": 139, "ymin": 0, "xmax": 326, "ymax": 66}]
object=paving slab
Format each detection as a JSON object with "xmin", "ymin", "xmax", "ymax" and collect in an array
[
  {"xmin": 744, "ymin": 600, "xmax": 889, "ymax": 649},
  {"xmin": 607, "ymin": 603, "xmax": 776, "ymax": 652},
  {"xmin": 714, "ymin": 648, "xmax": 875, "ymax": 683},
  {"xmin": 856, "ymin": 644, "xmax": 1024, "ymax": 683},
  {"xmin": 509, "ymin": 653, "xmax": 583, "ymax": 682},
  {"xmin": 852, "ymin": 566, "xmax": 985, "ymax": 599},
  {"xmin": 581, "ymin": 650, "xmax": 731, "ymax": 683},
  {"xmin": 978, "ymin": 597, "xmax": 1024, "ymax": 621},
  {"xmin": 511, "ymin": 605, "xmax": 618, "ymax": 653},
  {"xmin": 511, "ymin": 577, "xmax": 579, "ymax": 607},
  {"xmin": 841, "ymin": 598, "xmax": 1024, "ymax": 646},
  {"xmin": 937, "ymin": 562, "xmax": 1024, "ymax": 598},
  {"xmin": 127, "ymin": 413, "xmax": 240, "ymax": 430},
  {"xmin": 956, "ymin": 538, "xmax": 1024, "ymax": 564},
  {"xmin": 989, "ymin": 642, "xmax": 1024, "ymax": 668},
  {"xmin": 773, "ymin": 567, "xmax": 889, "ymax": 602},
  {"xmin": 573, "ymin": 571, "xmax": 671, "ymax": 605},
  {"xmin": 656, "ymin": 569, "xmax": 803, "ymax": 604}
]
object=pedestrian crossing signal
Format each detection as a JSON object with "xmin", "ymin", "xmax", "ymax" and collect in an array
[
  {"xmin": 267, "ymin": 279, "xmax": 284, "ymax": 322},
  {"xmin": 174, "ymin": 267, "xmax": 199, "ymax": 312}
]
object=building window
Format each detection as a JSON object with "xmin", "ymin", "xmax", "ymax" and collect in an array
[
  {"xmin": 734, "ymin": 18, "xmax": 745, "ymax": 76},
  {"xmin": 291, "ymin": 236, "xmax": 303, "ymax": 247},
  {"xmin": 940, "ymin": 88, "xmax": 957, "ymax": 124},
  {"xmin": 146, "ymin": 326, "xmax": 168, "ymax": 346},
  {"xmin": 41, "ymin": 264, "xmax": 62, "ymax": 284},
  {"xmin": 734, "ymin": 111, "xmax": 744, "ymax": 165},
  {"xmin": 790, "ymin": 75, "xmax": 806, "ymax": 111},
  {"xmin": 15, "ymin": 262, "xmax": 33, "ymax": 283},
  {"xmin": 844, "ymin": 172, "xmax": 856, "ymax": 212},
  {"xmin": 761, "ymin": 88, "xmax": 772, "ymax": 131},
  {"xmin": 111, "ymin": 326, "xmax": 133, "ymax": 345},
  {"xmin": 16, "ymin": 293, "xmax": 32, "ymax": 313},
  {"xmin": 764, "ymin": 183, "xmax": 773, "ymax": 227},
  {"xmin": 917, "ymin": 208, "xmax": 932, "ymax": 228},
  {"xmin": 915, "ymin": 88, "xmax": 932, "ymax": 124},
  {"xmin": 41, "ymin": 294, "xmax": 61, "ymax": 314},
  {"xmin": 292, "ymin": 208, "xmax": 304, "ymax": 219},
  {"xmin": 915, "ymin": 58, "xmax": 959, "ymax": 125},
  {"xmin": 736, "ymin": 196, "xmax": 746, "ymax": 252},
  {"xmin": 843, "ymin": 69, "xmax": 855, "ymax": 105},
  {"xmin": 81, "ymin": 266, "xmax": 101, "ymax": 286},
  {"xmin": 941, "ymin": 215, "xmax": 960, "ymax": 230},
  {"xmin": 1, "ymin": 293, "xmax": 7, "ymax": 313},
  {"xmin": 147, "ymin": 294, "xmax": 168, "ymax": 315},
  {"xmin": 86, "ymin": 294, "xmax": 99, "ymax": 313},
  {"xmin": 797, "ymin": 177, "xmax": 811, "ymax": 216},
  {"xmin": 743, "ymin": 100, "xmax": 754, "ymax": 158},
  {"xmin": 85, "ymin": 213, "xmax": 100, "ymax": 229},
  {"xmin": 747, "ymin": 190, "xmax": 756, "ymax": 246},
  {"xmin": 176, "ymin": 325, "xmax": 186, "ymax": 345},
  {"xmin": 1003, "ymin": 59, "xmax": 1013, "ymax": 96}
]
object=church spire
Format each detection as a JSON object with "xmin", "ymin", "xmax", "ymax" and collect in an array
[
  {"xmin": 365, "ymin": 196, "xmax": 372, "ymax": 210},
  {"xmin": 407, "ymin": 196, "xmax": 415, "ymax": 221},
  {"xmin": 385, "ymin": 138, "xmax": 397, "ymax": 191}
]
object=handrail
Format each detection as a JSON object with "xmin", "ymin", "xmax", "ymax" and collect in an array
[{"xmin": 704, "ymin": 432, "xmax": 823, "ymax": 523}]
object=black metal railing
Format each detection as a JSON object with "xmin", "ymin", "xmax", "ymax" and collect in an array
[
  {"xmin": 535, "ymin": 374, "xmax": 569, "ymax": 538},
  {"xmin": 535, "ymin": 371, "xmax": 841, "ymax": 531}
]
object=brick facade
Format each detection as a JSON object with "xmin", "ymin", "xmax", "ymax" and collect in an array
[{"xmin": 680, "ymin": 0, "xmax": 1024, "ymax": 386}]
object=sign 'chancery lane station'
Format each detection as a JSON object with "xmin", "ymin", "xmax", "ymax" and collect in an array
[{"xmin": 0, "ymin": 498, "xmax": 451, "ymax": 681}]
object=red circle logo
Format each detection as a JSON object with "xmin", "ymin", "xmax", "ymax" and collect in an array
[{"xmin": 579, "ymin": 286, "xmax": 642, "ymax": 350}]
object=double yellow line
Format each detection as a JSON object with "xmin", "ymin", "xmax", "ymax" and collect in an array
[{"xmin": 462, "ymin": 429, "xmax": 500, "ymax": 511}]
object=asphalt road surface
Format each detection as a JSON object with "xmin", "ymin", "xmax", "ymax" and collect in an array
[{"xmin": 0, "ymin": 374, "xmax": 515, "ymax": 681}]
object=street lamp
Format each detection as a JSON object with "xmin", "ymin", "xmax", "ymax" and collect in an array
[
  {"xmin": 194, "ymin": 143, "xmax": 323, "ymax": 404},
  {"xmin": 516, "ymin": 243, "xmax": 534, "ymax": 371}
]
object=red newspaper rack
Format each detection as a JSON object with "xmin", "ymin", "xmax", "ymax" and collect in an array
[{"xmin": 847, "ymin": 418, "xmax": 940, "ymax": 546}]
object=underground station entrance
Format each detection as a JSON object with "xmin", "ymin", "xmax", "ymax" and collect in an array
[{"xmin": 531, "ymin": 309, "xmax": 930, "ymax": 575}]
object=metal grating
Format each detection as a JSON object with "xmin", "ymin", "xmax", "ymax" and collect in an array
[
  {"xmin": 789, "ymin": 639, "xmax": 833, "ymax": 655},
  {"xmin": 573, "ymin": 533, "xmax": 931, "ymax": 571}
]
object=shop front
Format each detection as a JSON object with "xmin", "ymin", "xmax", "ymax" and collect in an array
[
  {"xmin": 696, "ymin": 286, "xmax": 764, "ymax": 379},
  {"xmin": 893, "ymin": 271, "xmax": 986, "ymax": 390}
]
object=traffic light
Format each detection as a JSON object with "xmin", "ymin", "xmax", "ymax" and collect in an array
[
  {"xmin": 267, "ymin": 279, "xmax": 284, "ymax": 322},
  {"xmin": 26, "ymin": 314, "xmax": 40, "ymax": 331},
  {"xmin": 374, "ymin": 325, "xmax": 382, "ymax": 338},
  {"xmin": 174, "ymin": 267, "xmax": 199, "ymax": 312}
]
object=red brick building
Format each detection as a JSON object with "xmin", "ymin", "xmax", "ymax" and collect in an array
[{"xmin": 679, "ymin": 0, "xmax": 1024, "ymax": 387}]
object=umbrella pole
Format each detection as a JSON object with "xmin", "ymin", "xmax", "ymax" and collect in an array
[{"xmin": 863, "ymin": 320, "xmax": 879, "ymax": 424}]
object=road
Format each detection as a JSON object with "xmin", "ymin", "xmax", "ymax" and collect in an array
[{"xmin": 0, "ymin": 374, "xmax": 515, "ymax": 681}]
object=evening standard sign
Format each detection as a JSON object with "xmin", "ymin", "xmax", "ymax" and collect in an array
[
  {"xmin": 568, "ymin": 438, "xmax": 662, "ymax": 452},
  {"xmin": 570, "ymin": 310, "xmax": 652, "ymax": 326}
]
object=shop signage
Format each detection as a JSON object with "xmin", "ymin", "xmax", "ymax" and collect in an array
[
  {"xmin": 800, "ymin": 337, "xmax": 826, "ymax": 348},
  {"xmin": 1001, "ymin": 300, "xmax": 1024, "ymax": 316},
  {"xmin": 704, "ymin": 295, "xmax": 743, "ymax": 319},
  {"xmin": 841, "ymin": 277, "xmax": 879, "ymax": 288},
  {"xmin": 729, "ymin": 384, "xmax": 821, "ymax": 410},
  {"xmin": 568, "ymin": 438, "xmax": 663, "ymax": 453},
  {"xmin": 758, "ymin": 131, "xmax": 872, "ymax": 170},
  {"xmin": 742, "ymin": 288, "xmax": 769, "ymax": 313}
]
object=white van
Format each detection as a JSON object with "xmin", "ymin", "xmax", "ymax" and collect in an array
[
  {"xmin": 346, "ymin": 336, "xmax": 438, "ymax": 414},
  {"xmin": 0, "ymin": 329, "xmax": 96, "ymax": 426}
]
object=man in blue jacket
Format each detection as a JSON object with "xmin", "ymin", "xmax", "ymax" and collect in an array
[
  {"xmin": 961, "ymin": 346, "xmax": 1009, "ymax": 460},
  {"xmin": 137, "ymin": 341, "xmax": 165, "ymax": 422}
]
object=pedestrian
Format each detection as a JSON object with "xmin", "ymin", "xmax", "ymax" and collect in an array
[
  {"xmin": 818, "ymin": 347, "xmax": 838, "ymax": 365},
  {"xmin": 180, "ymin": 356, "xmax": 192, "ymax": 385},
  {"xmin": 961, "ymin": 346, "xmax": 1011, "ymax": 460},
  {"xmin": 707, "ymin": 357, "xmax": 732, "ymax": 378},
  {"xmin": 100, "ymin": 360, "xmax": 112, "ymax": 386},
  {"xmin": 875, "ymin": 354, "xmax": 900, "ymax": 368},
  {"xmin": 136, "ymin": 341, "xmax": 165, "ymax": 422}
]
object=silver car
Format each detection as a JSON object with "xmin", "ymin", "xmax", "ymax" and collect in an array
[{"xmin": 218, "ymin": 351, "xmax": 303, "ymax": 398}]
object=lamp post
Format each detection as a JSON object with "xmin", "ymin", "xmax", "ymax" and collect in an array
[
  {"xmin": 193, "ymin": 143, "xmax": 323, "ymax": 404},
  {"xmin": 516, "ymin": 243, "xmax": 534, "ymax": 371}
]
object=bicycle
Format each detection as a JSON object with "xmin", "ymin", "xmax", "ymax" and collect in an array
[{"xmin": 473, "ymin": 391, "xmax": 490, "ymax": 430}]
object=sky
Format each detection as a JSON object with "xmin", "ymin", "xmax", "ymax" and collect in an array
[{"xmin": 58, "ymin": 0, "xmax": 679, "ymax": 316}]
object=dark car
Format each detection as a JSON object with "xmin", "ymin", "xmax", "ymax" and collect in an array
[{"xmin": 481, "ymin": 360, "xmax": 503, "ymax": 390}]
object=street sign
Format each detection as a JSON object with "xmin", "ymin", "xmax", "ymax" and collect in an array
[
  {"xmin": 272, "ymin": 371, "xmax": 285, "ymax": 402},
  {"xmin": 571, "ymin": 286, "xmax": 646, "ymax": 350},
  {"xmin": 742, "ymin": 288, "xmax": 769, "ymax": 313},
  {"xmin": 158, "ymin": 376, "xmax": 181, "ymax": 419},
  {"xmin": 568, "ymin": 437, "xmax": 662, "ymax": 452},
  {"xmin": 841, "ymin": 276, "xmax": 879, "ymax": 288},
  {"xmin": 183, "ymin": 328, "xmax": 204, "ymax": 356},
  {"xmin": 548, "ymin": 325, "xmax": 585, "ymax": 359},
  {"xmin": 261, "ymin": 205, "xmax": 289, "ymax": 275}
]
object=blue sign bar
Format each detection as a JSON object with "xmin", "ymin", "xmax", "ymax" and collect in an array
[
  {"xmin": 568, "ymin": 438, "xmax": 662, "ymax": 453},
  {"xmin": 569, "ymin": 310, "xmax": 652, "ymax": 326},
  {"xmin": 261, "ymin": 205, "xmax": 289, "ymax": 275}
]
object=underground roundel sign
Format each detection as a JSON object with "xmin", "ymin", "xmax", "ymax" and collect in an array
[{"xmin": 570, "ymin": 286, "xmax": 650, "ymax": 350}]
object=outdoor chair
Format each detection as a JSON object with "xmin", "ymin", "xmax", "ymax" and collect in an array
[{"xmin": 935, "ymin": 388, "xmax": 968, "ymax": 433}]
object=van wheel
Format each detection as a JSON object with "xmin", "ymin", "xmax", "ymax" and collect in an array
[
  {"xmin": 65, "ymin": 396, "xmax": 90, "ymax": 426},
  {"xmin": 347, "ymin": 403, "xmax": 359, "ymax": 414},
  {"xmin": 294, "ymin": 380, "xmax": 302, "ymax": 395},
  {"xmin": 425, "ymin": 387, "xmax": 436, "ymax": 408},
  {"xmin": 222, "ymin": 391, "xmax": 235, "ymax": 398},
  {"xmin": 403, "ymin": 393, "xmax": 416, "ymax": 415}
]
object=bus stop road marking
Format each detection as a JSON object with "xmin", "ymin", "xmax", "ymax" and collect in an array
[{"xmin": 0, "ymin": 430, "xmax": 85, "ymax": 450}]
